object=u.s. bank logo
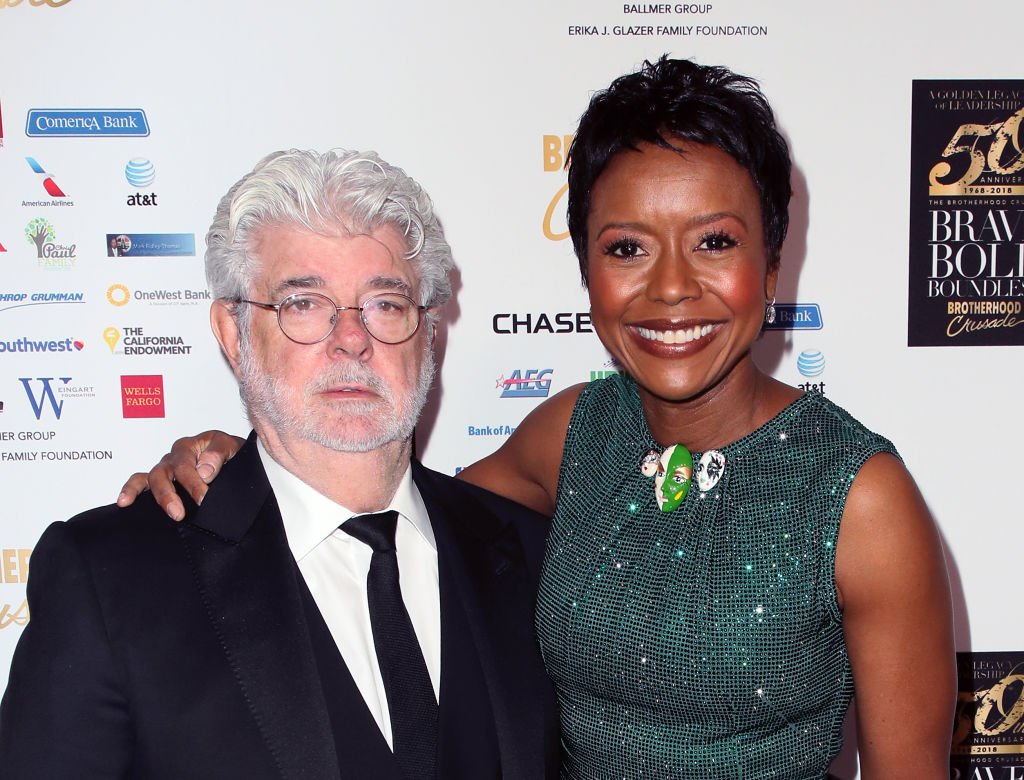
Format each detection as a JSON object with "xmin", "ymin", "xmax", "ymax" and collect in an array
[
  {"xmin": 19, "ymin": 376, "xmax": 71, "ymax": 420},
  {"xmin": 497, "ymin": 369, "xmax": 553, "ymax": 398},
  {"xmin": 763, "ymin": 303, "xmax": 823, "ymax": 331}
]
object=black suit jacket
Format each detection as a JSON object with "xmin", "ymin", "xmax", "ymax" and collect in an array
[{"xmin": 0, "ymin": 436, "xmax": 559, "ymax": 779}]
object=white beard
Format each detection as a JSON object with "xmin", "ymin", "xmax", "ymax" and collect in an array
[{"xmin": 238, "ymin": 337, "xmax": 434, "ymax": 453}]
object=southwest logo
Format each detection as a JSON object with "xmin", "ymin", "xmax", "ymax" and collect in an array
[
  {"xmin": 0, "ymin": 96, "xmax": 4, "ymax": 146},
  {"xmin": 19, "ymin": 376, "xmax": 71, "ymax": 420},
  {"xmin": 26, "ymin": 108, "xmax": 149, "ymax": 138},
  {"xmin": 763, "ymin": 303, "xmax": 823, "ymax": 331},
  {"xmin": 121, "ymin": 374, "xmax": 164, "ymax": 418},
  {"xmin": 497, "ymin": 369, "xmax": 553, "ymax": 398},
  {"xmin": 25, "ymin": 157, "xmax": 67, "ymax": 197},
  {"xmin": 0, "ymin": 337, "xmax": 83, "ymax": 354}
]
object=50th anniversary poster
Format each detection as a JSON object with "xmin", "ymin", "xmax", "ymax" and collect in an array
[{"xmin": 908, "ymin": 80, "xmax": 1024, "ymax": 346}]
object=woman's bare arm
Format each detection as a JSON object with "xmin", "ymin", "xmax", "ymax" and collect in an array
[
  {"xmin": 835, "ymin": 453, "xmax": 956, "ymax": 779},
  {"xmin": 457, "ymin": 384, "xmax": 583, "ymax": 516}
]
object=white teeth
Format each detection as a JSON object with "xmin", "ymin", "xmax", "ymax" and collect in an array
[{"xmin": 637, "ymin": 324, "xmax": 713, "ymax": 344}]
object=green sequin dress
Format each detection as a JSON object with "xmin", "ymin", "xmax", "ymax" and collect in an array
[{"xmin": 535, "ymin": 375, "xmax": 898, "ymax": 779}]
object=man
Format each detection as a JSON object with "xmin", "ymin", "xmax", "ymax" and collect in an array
[{"xmin": 0, "ymin": 150, "xmax": 559, "ymax": 779}]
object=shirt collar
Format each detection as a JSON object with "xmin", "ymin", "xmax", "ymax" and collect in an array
[{"xmin": 256, "ymin": 439, "xmax": 435, "ymax": 561}]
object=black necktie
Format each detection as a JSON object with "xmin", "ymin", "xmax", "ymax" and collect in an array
[{"xmin": 341, "ymin": 511, "xmax": 438, "ymax": 778}]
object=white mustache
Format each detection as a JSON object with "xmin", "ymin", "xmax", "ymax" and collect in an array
[{"xmin": 308, "ymin": 364, "xmax": 391, "ymax": 397}]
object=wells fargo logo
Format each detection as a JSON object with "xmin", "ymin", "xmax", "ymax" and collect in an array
[
  {"xmin": 1, "ymin": 548, "xmax": 31, "ymax": 630},
  {"xmin": 0, "ymin": 0, "xmax": 73, "ymax": 7},
  {"xmin": 930, "ymin": 105, "xmax": 1024, "ymax": 196},
  {"xmin": 542, "ymin": 134, "xmax": 573, "ymax": 241},
  {"xmin": 952, "ymin": 660, "xmax": 1024, "ymax": 759}
]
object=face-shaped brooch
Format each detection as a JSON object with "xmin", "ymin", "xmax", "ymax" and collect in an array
[{"xmin": 654, "ymin": 444, "xmax": 693, "ymax": 512}]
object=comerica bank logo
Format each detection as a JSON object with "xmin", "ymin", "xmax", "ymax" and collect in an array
[
  {"xmin": 497, "ymin": 369, "xmax": 553, "ymax": 398},
  {"xmin": 763, "ymin": 303, "xmax": 823, "ymax": 331},
  {"xmin": 26, "ymin": 108, "xmax": 150, "ymax": 138}
]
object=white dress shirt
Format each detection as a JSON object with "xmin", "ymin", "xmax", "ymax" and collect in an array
[{"xmin": 257, "ymin": 442, "xmax": 440, "ymax": 748}]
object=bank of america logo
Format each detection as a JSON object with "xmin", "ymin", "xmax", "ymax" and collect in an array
[{"xmin": 25, "ymin": 157, "xmax": 67, "ymax": 197}]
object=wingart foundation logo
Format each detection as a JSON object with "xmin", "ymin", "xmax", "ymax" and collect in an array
[
  {"xmin": 24, "ymin": 218, "xmax": 76, "ymax": 268},
  {"xmin": 26, "ymin": 108, "xmax": 149, "ymax": 138},
  {"xmin": 497, "ymin": 369, "xmax": 553, "ymax": 398},
  {"xmin": 18, "ymin": 376, "xmax": 95, "ymax": 420}
]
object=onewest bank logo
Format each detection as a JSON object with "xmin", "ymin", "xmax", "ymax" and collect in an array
[{"xmin": 26, "ymin": 108, "xmax": 149, "ymax": 138}]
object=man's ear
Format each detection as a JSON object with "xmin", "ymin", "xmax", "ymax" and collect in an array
[{"xmin": 210, "ymin": 300, "xmax": 243, "ymax": 377}]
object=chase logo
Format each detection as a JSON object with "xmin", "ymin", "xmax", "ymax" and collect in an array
[
  {"xmin": 497, "ymin": 369, "xmax": 553, "ymax": 398},
  {"xmin": 26, "ymin": 108, "xmax": 150, "ymax": 138},
  {"xmin": 763, "ymin": 303, "xmax": 823, "ymax": 331}
]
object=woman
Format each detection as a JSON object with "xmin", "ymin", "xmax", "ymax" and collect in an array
[{"xmin": 121, "ymin": 58, "xmax": 955, "ymax": 778}]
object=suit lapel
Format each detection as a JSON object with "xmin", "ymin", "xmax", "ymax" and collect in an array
[
  {"xmin": 179, "ymin": 434, "xmax": 341, "ymax": 780},
  {"xmin": 413, "ymin": 462, "xmax": 549, "ymax": 780}
]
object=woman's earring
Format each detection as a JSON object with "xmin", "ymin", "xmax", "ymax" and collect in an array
[{"xmin": 765, "ymin": 297, "xmax": 776, "ymax": 325}]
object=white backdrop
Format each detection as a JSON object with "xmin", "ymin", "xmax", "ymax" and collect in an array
[{"xmin": 2, "ymin": 1, "xmax": 1022, "ymax": 776}]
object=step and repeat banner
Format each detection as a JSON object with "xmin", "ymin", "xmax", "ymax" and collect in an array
[{"xmin": 1, "ymin": 1, "xmax": 1022, "ymax": 776}]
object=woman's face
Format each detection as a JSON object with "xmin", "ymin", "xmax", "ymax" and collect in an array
[{"xmin": 586, "ymin": 141, "xmax": 776, "ymax": 404}]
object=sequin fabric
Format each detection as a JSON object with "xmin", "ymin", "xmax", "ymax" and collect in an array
[{"xmin": 535, "ymin": 375, "xmax": 898, "ymax": 779}]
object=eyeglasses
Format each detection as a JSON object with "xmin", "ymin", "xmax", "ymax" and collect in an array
[{"xmin": 236, "ymin": 292, "xmax": 427, "ymax": 345}]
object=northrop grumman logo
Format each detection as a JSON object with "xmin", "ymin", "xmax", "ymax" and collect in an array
[
  {"xmin": 763, "ymin": 303, "xmax": 823, "ymax": 331},
  {"xmin": 26, "ymin": 108, "xmax": 149, "ymax": 138}
]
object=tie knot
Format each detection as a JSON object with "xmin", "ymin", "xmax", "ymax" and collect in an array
[{"xmin": 341, "ymin": 510, "xmax": 399, "ymax": 553}]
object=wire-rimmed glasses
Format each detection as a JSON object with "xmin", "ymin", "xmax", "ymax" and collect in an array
[{"xmin": 236, "ymin": 291, "xmax": 427, "ymax": 345}]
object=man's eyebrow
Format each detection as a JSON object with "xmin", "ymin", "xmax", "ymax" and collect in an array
[
  {"xmin": 366, "ymin": 276, "xmax": 412, "ymax": 293},
  {"xmin": 269, "ymin": 276, "xmax": 325, "ymax": 298}
]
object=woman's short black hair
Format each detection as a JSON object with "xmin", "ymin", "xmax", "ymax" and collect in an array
[{"xmin": 567, "ymin": 56, "xmax": 792, "ymax": 284}]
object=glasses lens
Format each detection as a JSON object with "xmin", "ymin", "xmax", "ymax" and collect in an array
[
  {"xmin": 278, "ymin": 293, "xmax": 337, "ymax": 344},
  {"xmin": 361, "ymin": 294, "xmax": 421, "ymax": 344}
]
